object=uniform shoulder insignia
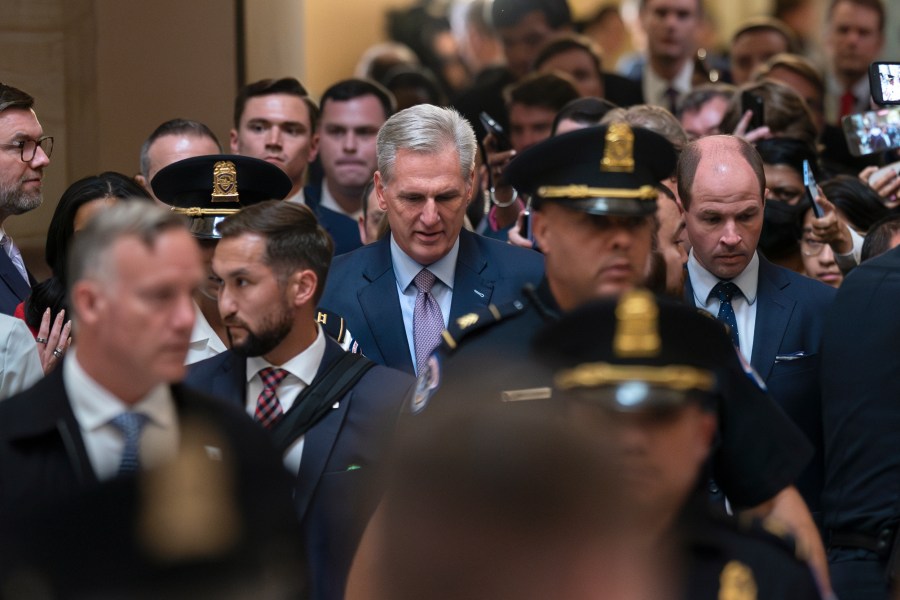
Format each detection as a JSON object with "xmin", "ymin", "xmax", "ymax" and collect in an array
[
  {"xmin": 316, "ymin": 309, "xmax": 346, "ymax": 343},
  {"xmin": 438, "ymin": 300, "xmax": 527, "ymax": 354},
  {"xmin": 718, "ymin": 560, "xmax": 757, "ymax": 600}
]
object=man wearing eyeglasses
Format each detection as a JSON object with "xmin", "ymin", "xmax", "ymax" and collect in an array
[{"xmin": 0, "ymin": 83, "xmax": 52, "ymax": 315}]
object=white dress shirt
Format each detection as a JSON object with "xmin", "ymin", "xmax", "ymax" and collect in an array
[
  {"xmin": 320, "ymin": 179, "xmax": 363, "ymax": 221},
  {"xmin": 389, "ymin": 234, "xmax": 459, "ymax": 372},
  {"xmin": 185, "ymin": 301, "xmax": 228, "ymax": 365},
  {"xmin": 687, "ymin": 250, "xmax": 760, "ymax": 363},
  {"xmin": 245, "ymin": 324, "xmax": 327, "ymax": 475},
  {"xmin": 65, "ymin": 348, "xmax": 178, "ymax": 480},
  {"xmin": 643, "ymin": 60, "xmax": 694, "ymax": 112}
]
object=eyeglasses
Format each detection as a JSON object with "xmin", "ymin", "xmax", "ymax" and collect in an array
[
  {"xmin": 800, "ymin": 237, "xmax": 826, "ymax": 256},
  {"xmin": 0, "ymin": 136, "xmax": 54, "ymax": 162}
]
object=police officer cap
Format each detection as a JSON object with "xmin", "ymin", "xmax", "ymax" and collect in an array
[
  {"xmin": 151, "ymin": 154, "xmax": 292, "ymax": 239},
  {"xmin": 533, "ymin": 290, "xmax": 725, "ymax": 413},
  {"xmin": 504, "ymin": 123, "xmax": 675, "ymax": 217}
]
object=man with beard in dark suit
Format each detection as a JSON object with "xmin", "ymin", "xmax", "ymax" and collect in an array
[{"xmin": 186, "ymin": 200, "xmax": 415, "ymax": 600}]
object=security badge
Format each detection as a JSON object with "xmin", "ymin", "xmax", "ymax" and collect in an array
[{"xmin": 211, "ymin": 160, "xmax": 239, "ymax": 202}]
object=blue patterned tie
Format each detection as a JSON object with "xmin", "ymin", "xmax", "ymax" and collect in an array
[
  {"xmin": 110, "ymin": 412, "xmax": 149, "ymax": 475},
  {"xmin": 712, "ymin": 281, "xmax": 741, "ymax": 348}
]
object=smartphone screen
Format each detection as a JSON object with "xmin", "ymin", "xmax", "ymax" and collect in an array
[
  {"xmin": 841, "ymin": 106, "xmax": 900, "ymax": 156},
  {"xmin": 741, "ymin": 91, "xmax": 765, "ymax": 130},
  {"xmin": 870, "ymin": 62, "xmax": 900, "ymax": 105},
  {"xmin": 802, "ymin": 159, "xmax": 824, "ymax": 218}
]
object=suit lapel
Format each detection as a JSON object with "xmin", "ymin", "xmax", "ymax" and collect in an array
[
  {"xmin": 210, "ymin": 352, "xmax": 248, "ymax": 410},
  {"xmin": 750, "ymin": 258, "xmax": 794, "ymax": 381},
  {"xmin": 359, "ymin": 239, "xmax": 413, "ymax": 373},
  {"xmin": 449, "ymin": 230, "xmax": 493, "ymax": 320},
  {"xmin": 293, "ymin": 338, "xmax": 352, "ymax": 520},
  {"xmin": 0, "ymin": 249, "xmax": 30, "ymax": 302}
]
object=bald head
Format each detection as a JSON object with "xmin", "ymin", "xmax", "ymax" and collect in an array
[{"xmin": 676, "ymin": 135, "xmax": 765, "ymax": 210}]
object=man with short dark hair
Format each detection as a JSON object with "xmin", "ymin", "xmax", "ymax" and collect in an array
[
  {"xmin": 824, "ymin": 0, "xmax": 885, "ymax": 124},
  {"xmin": 728, "ymin": 18, "xmax": 796, "ymax": 85},
  {"xmin": 186, "ymin": 200, "xmax": 414, "ymax": 600},
  {"xmin": 231, "ymin": 78, "xmax": 361, "ymax": 255},
  {"xmin": 453, "ymin": 0, "xmax": 574, "ymax": 140},
  {"xmin": 135, "ymin": 118, "xmax": 222, "ymax": 203},
  {"xmin": 626, "ymin": 0, "xmax": 705, "ymax": 114},
  {"xmin": 305, "ymin": 79, "xmax": 394, "ymax": 222},
  {"xmin": 0, "ymin": 83, "xmax": 52, "ymax": 315},
  {"xmin": 679, "ymin": 83, "xmax": 735, "ymax": 141}
]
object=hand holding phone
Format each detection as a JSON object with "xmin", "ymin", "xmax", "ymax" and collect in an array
[
  {"xmin": 741, "ymin": 91, "xmax": 765, "ymax": 131},
  {"xmin": 803, "ymin": 159, "xmax": 825, "ymax": 218},
  {"xmin": 479, "ymin": 112, "xmax": 511, "ymax": 152}
]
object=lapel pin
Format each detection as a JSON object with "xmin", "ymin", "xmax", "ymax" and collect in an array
[{"xmin": 473, "ymin": 289, "xmax": 485, "ymax": 298}]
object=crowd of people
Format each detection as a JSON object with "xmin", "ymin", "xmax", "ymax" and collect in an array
[{"xmin": 0, "ymin": 0, "xmax": 896, "ymax": 598}]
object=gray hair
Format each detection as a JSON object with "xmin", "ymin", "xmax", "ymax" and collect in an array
[
  {"xmin": 376, "ymin": 104, "xmax": 476, "ymax": 183},
  {"xmin": 68, "ymin": 202, "xmax": 188, "ymax": 300}
]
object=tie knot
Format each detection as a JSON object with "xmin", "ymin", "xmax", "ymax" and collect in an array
[
  {"xmin": 110, "ymin": 412, "xmax": 149, "ymax": 438},
  {"xmin": 414, "ymin": 269, "xmax": 437, "ymax": 294},
  {"xmin": 712, "ymin": 281, "xmax": 740, "ymax": 303},
  {"xmin": 259, "ymin": 367, "xmax": 289, "ymax": 390}
]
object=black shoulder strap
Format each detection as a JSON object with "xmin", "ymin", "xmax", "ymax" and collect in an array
[{"xmin": 269, "ymin": 352, "xmax": 375, "ymax": 454}]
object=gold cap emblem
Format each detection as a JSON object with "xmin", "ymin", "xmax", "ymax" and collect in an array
[
  {"xmin": 211, "ymin": 160, "xmax": 239, "ymax": 203},
  {"xmin": 613, "ymin": 289, "xmax": 660, "ymax": 358},
  {"xmin": 601, "ymin": 122, "xmax": 635, "ymax": 173}
]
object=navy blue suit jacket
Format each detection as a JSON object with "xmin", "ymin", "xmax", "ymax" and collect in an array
[
  {"xmin": 685, "ymin": 254, "xmax": 835, "ymax": 515},
  {"xmin": 185, "ymin": 337, "xmax": 415, "ymax": 600},
  {"xmin": 319, "ymin": 229, "xmax": 545, "ymax": 374},
  {"xmin": 304, "ymin": 182, "xmax": 363, "ymax": 256},
  {"xmin": 0, "ymin": 250, "xmax": 32, "ymax": 316}
]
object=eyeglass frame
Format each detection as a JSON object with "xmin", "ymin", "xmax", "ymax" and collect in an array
[{"xmin": 0, "ymin": 136, "xmax": 54, "ymax": 162}]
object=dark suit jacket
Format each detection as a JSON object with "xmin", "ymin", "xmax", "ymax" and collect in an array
[
  {"xmin": 304, "ymin": 182, "xmax": 363, "ymax": 256},
  {"xmin": 185, "ymin": 337, "xmax": 415, "ymax": 600},
  {"xmin": 0, "ymin": 362, "xmax": 302, "ymax": 594},
  {"xmin": 319, "ymin": 229, "xmax": 545, "ymax": 374},
  {"xmin": 0, "ymin": 250, "xmax": 33, "ymax": 316},
  {"xmin": 685, "ymin": 254, "xmax": 836, "ymax": 515}
]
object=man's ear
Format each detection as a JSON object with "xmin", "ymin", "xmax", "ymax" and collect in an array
[
  {"xmin": 375, "ymin": 171, "xmax": 388, "ymax": 211},
  {"xmin": 308, "ymin": 132, "xmax": 320, "ymax": 164},
  {"xmin": 287, "ymin": 269, "xmax": 318, "ymax": 308},
  {"xmin": 531, "ymin": 209, "xmax": 550, "ymax": 253},
  {"xmin": 70, "ymin": 280, "xmax": 105, "ymax": 328},
  {"xmin": 229, "ymin": 129, "xmax": 240, "ymax": 153}
]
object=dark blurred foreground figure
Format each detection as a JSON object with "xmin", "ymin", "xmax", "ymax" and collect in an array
[
  {"xmin": 535, "ymin": 290, "xmax": 822, "ymax": 598},
  {"xmin": 348, "ymin": 401, "xmax": 672, "ymax": 600},
  {"xmin": 821, "ymin": 244, "xmax": 900, "ymax": 600},
  {"xmin": 0, "ymin": 202, "xmax": 302, "ymax": 596},
  {"xmin": 349, "ymin": 291, "xmax": 822, "ymax": 599}
]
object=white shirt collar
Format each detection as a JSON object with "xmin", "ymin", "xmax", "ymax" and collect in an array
[
  {"xmin": 65, "ymin": 346, "xmax": 177, "ymax": 431},
  {"xmin": 285, "ymin": 189, "xmax": 306, "ymax": 206},
  {"xmin": 245, "ymin": 323, "xmax": 327, "ymax": 385},
  {"xmin": 389, "ymin": 234, "xmax": 460, "ymax": 293},
  {"xmin": 644, "ymin": 59, "xmax": 694, "ymax": 107},
  {"xmin": 320, "ymin": 180, "xmax": 363, "ymax": 221},
  {"xmin": 687, "ymin": 249, "xmax": 760, "ymax": 306},
  {"xmin": 189, "ymin": 301, "xmax": 227, "ymax": 353}
]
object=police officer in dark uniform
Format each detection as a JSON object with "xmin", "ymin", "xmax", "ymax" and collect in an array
[
  {"xmin": 821, "ymin": 245, "xmax": 900, "ymax": 600},
  {"xmin": 412, "ymin": 123, "xmax": 831, "ymax": 592},
  {"xmin": 152, "ymin": 154, "xmax": 358, "ymax": 356},
  {"xmin": 534, "ymin": 290, "xmax": 822, "ymax": 599}
]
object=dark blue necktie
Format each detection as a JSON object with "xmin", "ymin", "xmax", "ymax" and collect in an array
[{"xmin": 712, "ymin": 281, "xmax": 741, "ymax": 348}]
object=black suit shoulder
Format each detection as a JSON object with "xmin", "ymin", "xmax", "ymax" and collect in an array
[{"xmin": 601, "ymin": 72, "xmax": 644, "ymax": 107}]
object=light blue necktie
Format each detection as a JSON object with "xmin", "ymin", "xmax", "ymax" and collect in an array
[
  {"xmin": 110, "ymin": 412, "xmax": 149, "ymax": 475},
  {"xmin": 0, "ymin": 234, "xmax": 29, "ymax": 286}
]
